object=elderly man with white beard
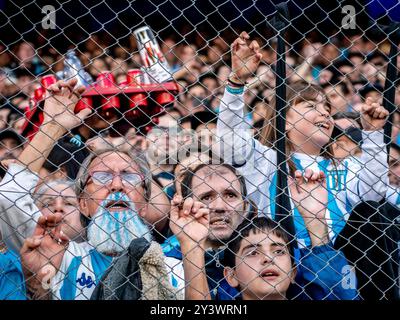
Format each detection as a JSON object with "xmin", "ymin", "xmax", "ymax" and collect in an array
[{"xmin": 17, "ymin": 78, "xmax": 191, "ymax": 300}]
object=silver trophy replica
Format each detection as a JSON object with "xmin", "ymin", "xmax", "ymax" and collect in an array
[{"xmin": 133, "ymin": 26, "xmax": 173, "ymax": 83}]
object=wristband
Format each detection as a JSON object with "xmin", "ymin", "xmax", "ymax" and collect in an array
[
  {"xmin": 226, "ymin": 84, "xmax": 245, "ymax": 95},
  {"xmin": 70, "ymin": 134, "xmax": 83, "ymax": 147},
  {"xmin": 227, "ymin": 77, "xmax": 245, "ymax": 87}
]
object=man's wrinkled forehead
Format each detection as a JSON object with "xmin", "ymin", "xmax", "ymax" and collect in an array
[
  {"xmin": 192, "ymin": 165, "xmax": 241, "ymax": 194},
  {"xmin": 89, "ymin": 151, "xmax": 138, "ymax": 172}
]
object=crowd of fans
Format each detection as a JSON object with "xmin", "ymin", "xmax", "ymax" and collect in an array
[{"xmin": 0, "ymin": 26, "xmax": 399, "ymax": 300}]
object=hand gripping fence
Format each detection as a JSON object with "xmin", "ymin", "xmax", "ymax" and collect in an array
[{"xmin": 0, "ymin": 0, "xmax": 399, "ymax": 301}]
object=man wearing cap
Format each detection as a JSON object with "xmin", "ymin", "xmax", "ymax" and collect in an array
[
  {"xmin": 0, "ymin": 129, "xmax": 25, "ymax": 160},
  {"xmin": 331, "ymin": 112, "xmax": 363, "ymax": 160},
  {"xmin": 359, "ymin": 83, "xmax": 384, "ymax": 105},
  {"xmin": 331, "ymin": 125, "xmax": 363, "ymax": 160}
]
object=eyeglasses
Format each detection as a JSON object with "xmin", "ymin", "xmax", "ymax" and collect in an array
[{"xmin": 86, "ymin": 171, "xmax": 144, "ymax": 187}]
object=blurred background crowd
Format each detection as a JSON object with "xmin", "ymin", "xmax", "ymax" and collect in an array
[{"xmin": 0, "ymin": 0, "xmax": 399, "ymax": 301}]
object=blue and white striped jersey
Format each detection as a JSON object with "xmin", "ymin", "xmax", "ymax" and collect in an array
[
  {"xmin": 387, "ymin": 186, "xmax": 400, "ymax": 208},
  {"xmin": 0, "ymin": 249, "xmax": 26, "ymax": 300},
  {"xmin": 51, "ymin": 241, "xmax": 183, "ymax": 300}
]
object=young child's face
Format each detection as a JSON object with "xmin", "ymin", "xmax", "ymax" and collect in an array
[
  {"xmin": 225, "ymin": 231, "xmax": 295, "ymax": 300},
  {"xmin": 286, "ymin": 94, "xmax": 334, "ymax": 154}
]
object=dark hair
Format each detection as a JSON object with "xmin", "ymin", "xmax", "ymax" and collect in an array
[
  {"xmin": 178, "ymin": 114, "xmax": 192, "ymax": 126},
  {"xmin": 390, "ymin": 142, "xmax": 400, "ymax": 153},
  {"xmin": 321, "ymin": 65, "xmax": 341, "ymax": 80},
  {"xmin": 175, "ymin": 77, "xmax": 189, "ymax": 83},
  {"xmin": 332, "ymin": 111, "xmax": 362, "ymax": 127},
  {"xmin": 214, "ymin": 62, "xmax": 231, "ymax": 76},
  {"xmin": 351, "ymin": 79, "xmax": 368, "ymax": 87},
  {"xmin": 186, "ymin": 81, "xmax": 206, "ymax": 95},
  {"xmin": 395, "ymin": 77, "xmax": 400, "ymax": 88},
  {"xmin": 223, "ymin": 217, "xmax": 294, "ymax": 268},
  {"xmin": 44, "ymin": 141, "xmax": 87, "ymax": 179},
  {"xmin": 253, "ymin": 119, "xmax": 264, "ymax": 129},
  {"xmin": 0, "ymin": 103, "xmax": 18, "ymax": 113},
  {"xmin": 359, "ymin": 83, "xmax": 383, "ymax": 99},
  {"xmin": 367, "ymin": 50, "xmax": 389, "ymax": 64},
  {"xmin": 332, "ymin": 59, "xmax": 354, "ymax": 71},
  {"xmin": 7, "ymin": 109, "xmax": 24, "ymax": 125},
  {"xmin": 163, "ymin": 106, "xmax": 184, "ymax": 118},
  {"xmin": 14, "ymin": 67, "xmax": 34, "ymax": 78},
  {"xmin": 199, "ymin": 73, "xmax": 218, "ymax": 83},
  {"xmin": 347, "ymin": 52, "xmax": 364, "ymax": 61},
  {"xmin": 321, "ymin": 78, "xmax": 350, "ymax": 96},
  {"xmin": 190, "ymin": 110, "xmax": 217, "ymax": 131},
  {"xmin": 253, "ymin": 119, "xmax": 264, "ymax": 141},
  {"xmin": 249, "ymin": 95, "xmax": 269, "ymax": 113}
]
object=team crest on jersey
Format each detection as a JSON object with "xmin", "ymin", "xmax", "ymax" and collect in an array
[
  {"xmin": 326, "ymin": 169, "xmax": 347, "ymax": 191},
  {"xmin": 76, "ymin": 272, "xmax": 95, "ymax": 288}
]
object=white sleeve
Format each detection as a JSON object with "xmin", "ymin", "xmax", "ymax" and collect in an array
[
  {"xmin": 346, "ymin": 130, "xmax": 388, "ymax": 206},
  {"xmin": 163, "ymin": 256, "xmax": 185, "ymax": 300},
  {"xmin": 217, "ymin": 88, "xmax": 257, "ymax": 166},
  {"xmin": 217, "ymin": 89, "xmax": 276, "ymax": 168},
  {"xmin": 386, "ymin": 187, "xmax": 400, "ymax": 207},
  {"xmin": 0, "ymin": 163, "xmax": 41, "ymax": 252},
  {"xmin": 216, "ymin": 88, "xmax": 277, "ymax": 202},
  {"xmin": 51, "ymin": 241, "xmax": 87, "ymax": 300}
]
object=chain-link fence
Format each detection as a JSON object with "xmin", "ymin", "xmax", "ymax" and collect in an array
[{"xmin": 0, "ymin": 0, "xmax": 399, "ymax": 301}]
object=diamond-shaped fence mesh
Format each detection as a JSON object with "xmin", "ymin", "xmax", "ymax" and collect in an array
[{"xmin": 0, "ymin": 0, "xmax": 399, "ymax": 301}]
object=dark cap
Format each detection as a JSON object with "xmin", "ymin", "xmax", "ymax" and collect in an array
[
  {"xmin": 332, "ymin": 125, "xmax": 363, "ymax": 145},
  {"xmin": 359, "ymin": 83, "xmax": 384, "ymax": 99},
  {"xmin": 0, "ymin": 129, "xmax": 25, "ymax": 146},
  {"xmin": 190, "ymin": 110, "xmax": 217, "ymax": 131},
  {"xmin": 367, "ymin": 51, "xmax": 389, "ymax": 64}
]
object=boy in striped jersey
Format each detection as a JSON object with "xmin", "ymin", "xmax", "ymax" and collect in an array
[{"xmin": 166, "ymin": 163, "xmax": 359, "ymax": 300}]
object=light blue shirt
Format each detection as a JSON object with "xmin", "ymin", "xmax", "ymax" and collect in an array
[{"xmin": 0, "ymin": 250, "xmax": 26, "ymax": 300}]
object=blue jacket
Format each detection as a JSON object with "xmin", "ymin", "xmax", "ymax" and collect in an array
[
  {"xmin": 162, "ymin": 236, "xmax": 359, "ymax": 300},
  {"xmin": 0, "ymin": 250, "xmax": 26, "ymax": 300}
]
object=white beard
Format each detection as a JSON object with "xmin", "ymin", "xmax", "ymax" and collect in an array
[{"xmin": 87, "ymin": 192, "xmax": 152, "ymax": 255}]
